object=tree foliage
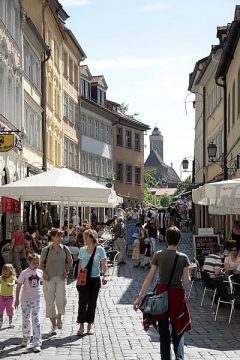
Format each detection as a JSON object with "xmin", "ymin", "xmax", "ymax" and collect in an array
[
  {"xmin": 118, "ymin": 102, "xmax": 129, "ymax": 113},
  {"xmin": 174, "ymin": 176, "xmax": 192, "ymax": 196},
  {"xmin": 144, "ymin": 169, "xmax": 158, "ymax": 188},
  {"xmin": 160, "ymin": 193, "xmax": 171, "ymax": 208},
  {"xmin": 144, "ymin": 169, "xmax": 160, "ymax": 207}
]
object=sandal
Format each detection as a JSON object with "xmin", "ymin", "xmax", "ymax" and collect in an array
[
  {"xmin": 87, "ymin": 324, "xmax": 94, "ymax": 335},
  {"xmin": 77, "ymin": 324, "xmax": 84, "ymax": 336}
]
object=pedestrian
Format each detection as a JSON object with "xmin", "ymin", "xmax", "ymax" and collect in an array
[
  {"xmin": 136, "ymin": 222, "xmax": 146, "ymax": 266},
  {"xmin": 113, "ymin": 218, "xmax": 127, "ymax": 264},
  {"xmin": 132, "ymin": 233, "xmax": 140, "ymax": 267},
  {"xmin": 40, "ymin": 228, "xmax": 73, "ymax": 335},
  {"xmin": 0, "ymin": 263, "xmax": 16, "ymax": 328},
  {"xmin": 144, "ymin": 217, "xmax": 158, "ymax": 254},
  {"xmin": 76, "ymin": 229, "xmax": 108, "ymax": 336},
  {"xmin": 10, "ymin": 225, "xmax": 26, "ymax": 276},
  {"xmin": 143, "ymin": 238, "xmax": 151, "ymax": 268},
  {"xmin": 14, "ymin": 253, "xmax": 43, "ymax": 352},
  {"xmin": 133, "ymin": 226, "xmax": 191, "ymax": 360}
]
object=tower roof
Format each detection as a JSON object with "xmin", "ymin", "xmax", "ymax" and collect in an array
[{"xmin": 151, "ymin": 127, "xmax": 161, "ymax": 135}]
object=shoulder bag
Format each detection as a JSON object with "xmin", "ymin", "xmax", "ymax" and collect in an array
[
  {"xmin": 76, "ymin": 246, "xmax": 97, "ymax": 288},
  {"xmin": 140, "ymin": 254, "xmax": 179, "ymax": 316}
]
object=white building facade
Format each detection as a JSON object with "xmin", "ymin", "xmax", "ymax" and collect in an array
[
  {"xmin": 80, "ymin": 65, "xmax": 116, "ymax": 183},
  {"xmin": 0, "ymin": 0, "xmax": 24, "ymax": 238}
]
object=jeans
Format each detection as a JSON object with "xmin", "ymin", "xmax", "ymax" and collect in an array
[{"xmin": 158, "ymin": 319, "xmax": 184, "ymax": 360}]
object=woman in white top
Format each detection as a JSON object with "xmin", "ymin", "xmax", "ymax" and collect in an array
[{"xmin": 224, "ymin": 246, "xmax": 240, "ymax": 271}]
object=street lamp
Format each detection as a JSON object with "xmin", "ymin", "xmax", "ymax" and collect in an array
[
  {"xmin": 207, "ymin": 142, "xmax": 218, "ymax": 161},
  {"xmin": 182, "ymin": 158, "xmax": 191, "ymax": 172},
  {"xmin": 207, "ymin": 142, "xmax": 240, "ymax": 177}
]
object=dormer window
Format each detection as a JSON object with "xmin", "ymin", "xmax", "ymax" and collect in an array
[
  {"xmin": 97, "ymin": 88, "xmax": 106, "ymax": 106},
  {"xmin": 81, "ymin": 79, "xmax": 90, "ymax": 99}
]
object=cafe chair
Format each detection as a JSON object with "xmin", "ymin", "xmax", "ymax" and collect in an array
[
  {"xmin": 188, "ymin": 257, "xmax": 202, "ymax": 299},
  {"xmin": 200, "ymin": 271, "xmax": 218, "ymax": 307},
  {"xmin": 105, "ymin": 250, "xmax": 119, "ymax": 275},
  {"xmin": 214, "ymin": 276, "xmax": 240, "ymax": 323}
]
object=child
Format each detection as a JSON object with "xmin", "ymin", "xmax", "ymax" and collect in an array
[
  {"xmin": 142, "ymin": 238, "xmax": 151, "ymax": 269},
  {"xmin": 0, "ymin": 264, "xmax": 16, "ymax": 328},
  {"xmin": 132, "ymin": 233, "xmax": 140, "ymax": 267},
  {"xmin": 15, "ymin": 253, "xmax": 43, "ymax": 353}
]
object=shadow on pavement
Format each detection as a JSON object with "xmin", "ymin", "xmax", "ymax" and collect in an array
[
  {"xmin": 41, "ymin": 334, "xmax": 84, "ymax": 349},
  {"xmin": 0, "ymin": 337, "xmax": 23, "ymax": 359}
]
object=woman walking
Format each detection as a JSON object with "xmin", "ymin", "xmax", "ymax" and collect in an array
[
  {"xmin": 40, "ymin": 228, "xmax": 72, "ymax": 335},
  {"xmin": 77, "ymin": 229, "xmax": 108, "ymax": 336},
  {"xmin": 133, "ymin": 226, "xmax": 191, "ymax": 360}
]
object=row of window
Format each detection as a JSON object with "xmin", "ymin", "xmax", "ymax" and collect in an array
[
  {"xmin": 24, "ymin": 102, "xmax": 42, "ymax": 152},
  {"xmin": 0, "ymin": 65, "xmax": 21, "ymax": 130},
  {"xmin": 63, "ymin": 92, "xmax": 78, "ymax": 125},
  {"xmin": 47, "ymin": 80, "xmax": 61, "ymax": 118},
  {"xmin": 80, "ymin": 79, "xmax": 106, "ymax": 107},
  {"xmin": 116, "ymin": 127, "xmax": 141, "ymax": 151},
  {"xmin": 116, "ymin": 163, "xmax": 142, "ymax": 185},
  {"xmin": 64, "ymin": 138, "xmax": 79, "ymax": 170},
  {"xmin": 81, "ymin": 151, "xmax": 112, "ymax": 178},
  {"xmin": 206, "ymin": 85, "xmax": 223, "ymax": 119},
  {"xmin": 23, "ymin": 38, "xmax": 41, "ymax": 90},
  {"xmin": 81, "ymin": 113, "xmax": 111, "ymax": 144},
  {"xmin": 81, "ymin": 79, "xmax": 90, "ymax": 99},
  {"xmin": 0, "ymin": 0, "xmax": 21, "ymax": 46},
  {"xmin": 46, "ymin": 133, "xmax": 61, "ymax": 166},
  {"xmin": 63, "ymin": 51, "xmax": 78, "ymax": 86}
]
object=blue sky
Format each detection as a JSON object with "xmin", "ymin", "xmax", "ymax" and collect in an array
[{"xmin": 61, "ymin": 0, "xmax": 238, "ymax": 179}]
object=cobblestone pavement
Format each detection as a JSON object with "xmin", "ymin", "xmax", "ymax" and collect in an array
[{"xmin": 1, "ymin": 232, "xmax": 240, "ymax": 359}]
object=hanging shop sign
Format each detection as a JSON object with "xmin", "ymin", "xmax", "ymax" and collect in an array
[
  {"xmin": 0, "ymin": 134, "xmax": 15, "ymax": 152},
  {"xmin": 2, "ymin": 196, "xmax": 20, "ymax": 213}
]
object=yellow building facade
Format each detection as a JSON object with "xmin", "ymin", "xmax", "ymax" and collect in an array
[{"xmin": 22, "ymin": 0, "xmax": 67, "ymax": 169}]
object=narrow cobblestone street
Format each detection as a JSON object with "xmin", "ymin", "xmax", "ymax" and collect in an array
[{"xmin": 0, "ymin": 232, "xmax": 240, "ymax": 359}]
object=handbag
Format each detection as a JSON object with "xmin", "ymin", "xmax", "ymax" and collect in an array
[
  {"xmin": 76, "ymin": 246, "xmax": 96, "ymax": 288},
  {"xmin": 140, "ymin": 254, "xmax": 179, "ymax": 315}
]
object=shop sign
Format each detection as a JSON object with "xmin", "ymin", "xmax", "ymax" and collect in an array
[
  {"xmin": 0, "ymin": 134, "xmax": 15, "ymax": 152},
  {"xmin": 2, "ymin": 196, "xmax": 20, "ymax": 213}
]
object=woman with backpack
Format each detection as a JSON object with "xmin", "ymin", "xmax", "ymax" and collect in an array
[{"xmin": 40, "ymin": 228, "xmax": 72, "ymax": 335}]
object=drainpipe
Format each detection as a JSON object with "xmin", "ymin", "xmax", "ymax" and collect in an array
[
  {"xmin": 202, "ymin": 87, "xmax": 206, "ymax": 184},
  {"xmin": 41, "ymin": 1, "xmax": 51, "ymax": 171},
  {"xmin": 216, "ymin": 77, "xmax": 227, "ymax": 180}
]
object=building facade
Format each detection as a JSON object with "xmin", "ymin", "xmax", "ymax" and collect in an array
[
  {"xmin": 0, "ymin": 0, "xmax": 23, "ymax": 238},
  {"xmin": 23, "ymin": 0, "xmax": 67, "ymax": 170},
  {"xmin": 63, "ymin": 28, "xmax": 86, "ymax": 172},
  {"xmin": 190, "ymin": 6, "xmax": 240, "ymax": 235},
  {"xmin": 80, "ymin": 66, "xmax": 116, "ymax": 183},
  {"xmin": 22, "ymin": 17, "xmax": 48, "ymax": 175},
  {"xmin": 108, "ymin": 101, "xmax": 149, "ymax": 208}
]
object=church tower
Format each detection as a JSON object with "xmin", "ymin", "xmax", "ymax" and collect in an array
[{"xmin": 150, "ymin": 127, "xmax": 163, "ymax": 160}]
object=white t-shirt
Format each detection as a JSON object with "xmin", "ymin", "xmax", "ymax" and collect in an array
[
  {"xmin": 72, "ymin": 215, "xmax": 80, "ymax": 226},
  {"xmin": 17, "ymin": 268, "xmax": 43, "ymax": 302}
]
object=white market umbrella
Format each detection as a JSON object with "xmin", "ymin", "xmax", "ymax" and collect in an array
[
  {"xmin": 0, "ymin": 167, "xmax": 119, "ymax": 204},
  {"xmin": 192, "ymin": 178, "xmax": 240, "ymax": 214}
]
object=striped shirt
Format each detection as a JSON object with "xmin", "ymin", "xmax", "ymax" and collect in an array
[{"xmin": 203, "ymin": 254, "xmax": 223, "ymax": 278}]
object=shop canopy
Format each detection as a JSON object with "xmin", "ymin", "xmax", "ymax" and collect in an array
[
  {"xmin": 0, "ymin": 167, "xmax": 122, "ymax": 207},
  {"xmin": 192, "ymin": 178, "xmax": 240, "ymax": 214}
]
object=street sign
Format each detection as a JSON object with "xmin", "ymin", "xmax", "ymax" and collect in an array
[{"xmin": 0, "ymin": 134, "xmax": 15, "ymax": 152}]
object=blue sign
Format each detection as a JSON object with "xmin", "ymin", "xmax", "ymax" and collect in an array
[{"xmin": 125, "ymin": 220, "xmax": 138, "ymax": 245}]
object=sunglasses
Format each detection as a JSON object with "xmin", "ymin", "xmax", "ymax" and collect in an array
[{"xmin": 231, "ymin": 249, "xmax": 238, "ymax": 251}]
